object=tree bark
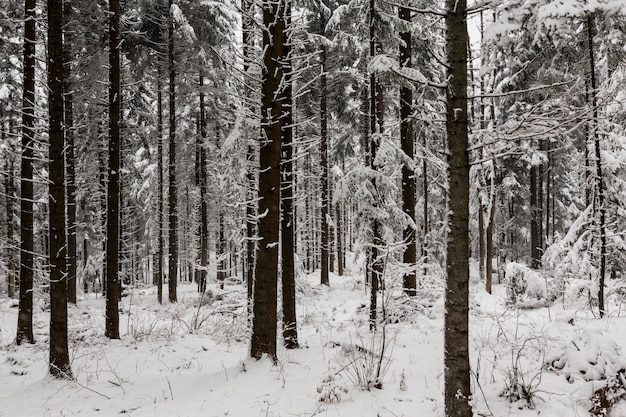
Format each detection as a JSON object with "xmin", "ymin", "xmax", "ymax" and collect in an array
[
  {"xmin": 444, "ymin": 0, "xmax": 473, "ymax": 413},
  {"xmin": 319, "ymin": 4, "xmax": 330, "ymax": 286},
  {"xmin": 157, "ymin": 68, "xmax": 164, "ymax": 304},
  {"xmin": 587, "ymin": 13, "xmax": 606, "ymax": 317},
  {"xmin": 5, "ymin": 143, "xmax": 15, "ymax": 298},
  {"xmin": 64, "ymin": 0, "xmax": 77, "ymax": 304},
  {"xmin": 251, "ymin": 0, "xmax": 285, "ymax": 361},
  {"xmin": 198, "ymin": 72, "xmax": 208, "ymax": 294},
  {"xmin": 48, "ymin": 0, "xmax": 72, "ymax": 378},
  {"xmin": 168, "ymin": 0, "xmax": 178, "ymax": 303},
  {"xmin": 105, "ymin": 0, "xmax": 121, "ymax": 340},
  {"xmin": 399, "ymin": 3, "xmax": 416, "ymax": 296},
  {"xmin": 281, "ymin": 0, "xmax": 298, "ymax": 349},
  {"xmin": 17, "ymin": 0, "xmax": 36, "ymax": 346}
]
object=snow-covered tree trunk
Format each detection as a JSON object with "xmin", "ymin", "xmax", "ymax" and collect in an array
[
  {"xmin": 251, "ymin": 0, "xmax": 286, "ymax": 361},
  {"xmin": 17, "ymin": 0, "xmax": 36, "ymax": 346}
]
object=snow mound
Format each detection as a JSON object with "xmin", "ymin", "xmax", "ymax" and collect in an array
[{"xmin": 545, "ymin": 328, "xmax": 626, "ymax": 383}]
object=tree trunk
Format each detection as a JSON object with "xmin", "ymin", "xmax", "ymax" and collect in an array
[
  {"xmin": 64, "ymin": 0, "xmax": 77, "ymax": 304},
  {"xmin": 444, "ymin": 0, "xmax": 473, "ymax": 413},
  {"xmin": 485, "ymin": 157, "xmax": 496, "ymax": 294},
  {"xmin": 17, "ymin": 0, "xmax": 36, "ymax": 346},
  {"xmin": 336, "ymin": 198, "xmax": 344, "ymax": 276},
  {"xmin": 157, "ymin": 68, "xmax": 164, "ymax": 303},
  {"xmin": 168, "ymin": 0, "xmax": 178, "ymax": 303},
  {"xmin": 587, "ymin": 13, "xmax": 606, "ymax": 318},
  {"xmin": 198, "ymin": 72, "xmax": 208, "ymax": 294},
  {"xmin": 368, "ymin": 0, "xmax": 385, "ymax": 331},
  {"xmin": 399, "ymin": 3, "xmax": 416, "ymax": 296},
  {"xmin": 105, "ymin": 0, "xmax": 121, "ymax": 340},
  {"xmin": 5, "ymin": 149, "xmax": 15, "ymax": 298},
  {"xmin": 243, "ymin": 0, "xmax": 256, "ymax": 310},
  {"xmin": 48, "ymin": 0, "xmax": 72, "ymax": 378},
  {"xmin": 320, "ymin": 7, "xmax": 330, "ymax": 287},
  {"xmin": 251, "ymin": 0, "xmax": 285, "ymax": 361},
  {"xmin": 530, "ymin": 148, "xmax": 540, "ymax": 269},
  {"xmin": 281, "ymin": 0, "xmax": 298, "ymax": 349}
]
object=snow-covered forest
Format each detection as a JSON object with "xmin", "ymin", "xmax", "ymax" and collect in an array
[{"xmin": 1, "ymin": 0, "xmax": 626, "ymax": 416}]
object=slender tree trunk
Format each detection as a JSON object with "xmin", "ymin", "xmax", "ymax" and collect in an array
[
  {"xmin": 368, "ymin": 0, "xmax": 384, "ymax": 330},
  {"xmin": 485, "ymin": 157, "xmax": 496, "ymax": 294},
  {"xmin": 157, "ymin": 70, "xmax": 164, "ymax": 303},
  {"xmin": 5, "ymin": 150, "xmax": 15, "ymax": 298},
  {"xmin": 198, "ymin": 72, "xmax": 208, "ymax": 294},
  {"xmin": 444, "ymin": 0, "xmax": 472, "ymax": 413},
  {"xmin": 399, "ymin": 3, "xmax": 416, "ymax": 296},
  {"xmin": 17, "ymin": 0, "xmax": 36, "ymax": 346},
  {"xmin": 587, "ymin": 13, "xmax": 606, "ymax": 317},
  {"xmin": 242, "ymin": 0, "xmax": 256, "ymax": 309},
  {"xmin": 48, "ymin": 0, "xmax": 72, "ymax": 378},
  {"xmin": 336, "ymin": 198, "xmax": 344, "ymax": 276},
  {"xmin": 105, "ymin": 0, "xmax": 121, "ymax": 340},
  {"xmin": 281, "ymin": 0, "xmax": 298, "ymax": 349},
  {"xmin": 63, "ymin": 0, "xmax": 77, "ymax": 304},
  {"xmin": 251, "ymin": 0, "xmax": 285, "ymax": 361},
  {"xmin": 530, "ymin": 148, "xmax": 540, "ymax": 269},
  {"xmin": 168, "ymin": 0, "xmax": 178, "ymax": 303},
  {"xmin": 319, "ymin": 4, "xmax": 330, "ymax": 286}
]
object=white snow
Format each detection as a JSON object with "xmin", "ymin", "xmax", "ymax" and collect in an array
[{"xmin": 2, "ymin": 256, "xmax": 626, "ymax": 416}]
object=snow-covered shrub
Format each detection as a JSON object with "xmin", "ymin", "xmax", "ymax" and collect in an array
[
  {"xmin": 505, "ymin": 262, "xmax": 551, "ymax": 306},
  {"xmin": 335, "ymin": 331, "xmax": 393, "ymax": 391},
  {"xmin": 545, "ymin": 328, "xmax": 626, "ymax": 383},
  {"xmin": 317, "ymin": 373, "xmax": 349, "ymax": 403}
]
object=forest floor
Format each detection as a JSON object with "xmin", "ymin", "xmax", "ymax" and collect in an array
[{"xmin": 1, "ymin": 257, "xmax": 626, "ymax": 417}]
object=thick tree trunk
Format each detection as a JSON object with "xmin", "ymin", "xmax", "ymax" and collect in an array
[
  {"xmin": 48, "ymin": 0, "xmax": 72, "ymax": 378},
  {"xmin": 105, "ymin": 0, "xmax": 121, "ymax": 340},
  {"xmin": 251, "ymin": 0, "xmax": 285, "ymax": 361},
  {"xmin": 399, "ymin": 4, "xmax": 416, "ymax": 296},
  {"xmin": 444, "ymin": 0, "xmax": 473, "ymax": 413},
  {"xmin": 168, "ymin": 0, "xmax": 178, "ymax": 303},
  {"xmin": 64, "ymin": 0, "xmax": 77, "ymax": 304},
  {"xmin": 17, "ymin": 0, "xmax": 36, "ymax": 346}
]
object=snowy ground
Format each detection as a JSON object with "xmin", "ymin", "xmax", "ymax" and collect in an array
[{"xmin": 1, "ymin": 260, "xmax": 626, "ymax": 417}]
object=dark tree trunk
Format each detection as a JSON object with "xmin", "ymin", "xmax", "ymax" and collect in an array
[
  {"xmin": 5, "ymin": 148, "xmax": 15, "ymax": 298},
  {"xmin": 17, "ymin": 0, "xmax": 36, "ymax": 346},
  {"xmin": 486, "ymin": 158, "xmax": 496, "ymax": 293},
  {"xmin": 251, "ymin": 0, "xmax": 285, "ymax": 361},
  {"xmin": 105, "ymin": 0, "xmax": 121, "ymax": 340},
  {"xmin": 444, "ymin": 0, "xmax": 473, "ymax": 413},
  {"xmin": 530, "ymin": 151, "xmax": 540, "ymax": 269},
  {"xmin": 168, "ymin": 0, "xmax": 178, "ymax": 303},
  {"xmin": 336, "ymin": 199, "xmax": 344, "ymax": 276},
  {"xmin": 198, "ymin": 72, "xmax": 208, "ymax": 294},
  {"xmin": 63, "ymin": 0, "xmax": 77, "ymax": 304},
  {"xmin": 319, "ymin": 5, "xmax": 330, "ymax": 286},
  {"xmin": 399, "ymin": 4, "xmax": 416, "ymax": 296},
  {"xmin": 368, "ymin": 0, "xmax": 384, "ymax": 331},
  {"xmin": 281, "ymin": 0, "xmax": 298, "ymax": 349},
  {"xmin": 242, "ymin": 0, "xmax": 256, "ymax": 310},
  {"xmin": 157, "ymin": 69, "xmax": 164, "ymax": 304},
  {"xmin": 587, "ymin": 13, "xmax": 606, "ymax": 317},
  {"xmin": 218, "ymin": 211, "xmax": 225, "ymax": 289},
  {"xmin": 48, "ymin": 0, "xmax": 72, "ymax": 378}
]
